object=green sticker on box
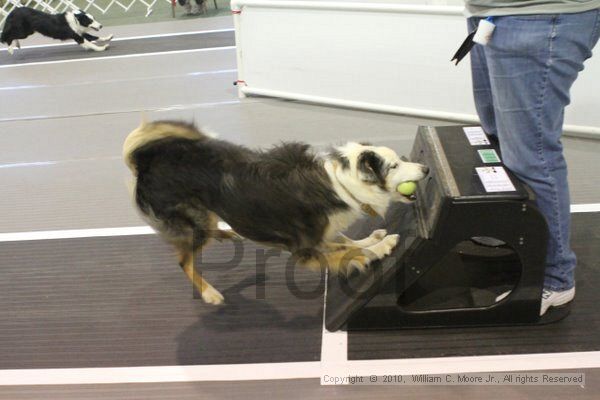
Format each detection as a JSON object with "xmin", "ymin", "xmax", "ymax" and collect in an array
[{"xmin": 478, "ymin": 149, "xmax": 501, "ymax": 164}]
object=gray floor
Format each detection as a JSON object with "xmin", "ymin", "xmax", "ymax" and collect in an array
[{"xmin": 1, "ymin": 15, "xmax": 599, "ymax": 400}]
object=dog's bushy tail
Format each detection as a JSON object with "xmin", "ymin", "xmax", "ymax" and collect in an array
[{"xmin": 123, "ymin": 119, "xmax": 205, "ymax": 175}]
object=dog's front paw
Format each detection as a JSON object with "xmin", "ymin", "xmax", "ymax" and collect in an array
[
  {"xmin": 100, "ymin": 34, "xmax": 114, "ymax": 42},
  {"xmin": 368, "ymin": 234, "xmax": 400, "ymax": 259},
  {"xmin": 99, "ymin": 44, "xmax": 109, "ymax": 51},
  {"xmin": 369, "ymin": 229, "xmax": 387, "ymax": 241},
  {"xmin": 202, "ymin": 286, "xmax": 224, "ymax": 305}
]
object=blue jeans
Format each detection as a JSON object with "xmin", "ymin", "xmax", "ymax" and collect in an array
[{"xmin": 468, "ymin": 9, "xmax": 600, "ymax": 291}]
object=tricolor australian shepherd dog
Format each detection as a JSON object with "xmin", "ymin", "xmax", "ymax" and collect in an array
[
  {"xmin": 123, "ymin": 120, "xmax": 428, "ymax": 304},
  {"xmin": 1, "ymin": 7, "xmax": 113, "ymax": 55}
]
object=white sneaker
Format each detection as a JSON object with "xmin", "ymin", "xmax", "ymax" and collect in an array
[
  {"xmin": 495, "ymin": 287, "xmax": 575, "ymax": 316},
  {"xmin": 540, "ymin": 287, "xmax": 575, "ymax": 316}
]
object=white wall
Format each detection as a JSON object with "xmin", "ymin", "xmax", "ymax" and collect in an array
[{"xmin": 233, "ymin": 1, "xmax": 600, "ymax": 138}]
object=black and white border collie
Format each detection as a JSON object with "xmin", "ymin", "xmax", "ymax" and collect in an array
[
  {"xmin": 123, "ymin": 120, "xmax": 429, "ymax": 305},
  {"xmin": 1, "ymin": 7, "xmax": 113, "ymax": 55}
]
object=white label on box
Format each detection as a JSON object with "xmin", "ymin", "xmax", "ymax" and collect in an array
[
  {"xmin": 463, "ymin": 126, "xmax": 490, "ymax": 146},
  {"xmin": 476, "ymin": 166, "xmax": 516, "ymax": 192}
]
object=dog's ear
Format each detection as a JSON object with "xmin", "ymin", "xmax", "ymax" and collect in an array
[
  {"xmin": 75, "ymin": 11, "xmax": 92, "ymax": 26},
  {"xmin": 358, "ymin": 151, "xmax": 386, "ymax": 188}
]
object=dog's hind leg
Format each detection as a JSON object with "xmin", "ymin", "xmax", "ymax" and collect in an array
[
  {"xmin": 212, "ymin": 229, "xmax": 244, "ymax": 241},
  {"xmin": 206, "ymin": 212, "xmax": 243, "ymax": 242},
  {"xmin": 176, "ymin": 243, "xmax": 224, "ymax": 305},
  {"xmin": 7, "ymin": 41, "xmax": 15, "ymax": 55},
  {"xmin": 15, "ymin": 40, "xmax": 20, "ymax": 49},
  {"xmin": 170, "ymin": 210, "xmax": 227, "ymax": 304}
]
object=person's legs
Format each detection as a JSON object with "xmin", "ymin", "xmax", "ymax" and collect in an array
[
  {"xmin": 468, "ymin": 18, "xmax": 511, "ymax": 249},
  {"xmin": 468, "ymin": 17, "xmax": 498, "ymax": 138},
  {"xmin": 483, "ymin": 10, "xmax": 600, "ymax": 294}
]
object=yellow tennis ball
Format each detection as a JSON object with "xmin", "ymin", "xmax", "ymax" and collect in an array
[{"xmin": 397, "ymin": 181, "xmax": 417, "ymax": 196}]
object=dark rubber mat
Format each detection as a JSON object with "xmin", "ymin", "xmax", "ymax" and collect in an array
[
  {"xmin": 0, "ymin": 31, "xmax": 234, "ymax": 66},
  {"xmin": 0, "ymin": 235, "xmax": 323, "ymax": 368},
  {"xmin": 347, "ymin": 212, "xmax": 600, "ymax": 359}
]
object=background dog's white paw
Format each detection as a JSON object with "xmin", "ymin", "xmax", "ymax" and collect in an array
[{"xmin": 202, "ymin": 286, "xmax": 224, "ymax": 305}]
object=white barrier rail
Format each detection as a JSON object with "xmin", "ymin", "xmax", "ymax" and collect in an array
[{"xmin": 232, "ymin": 0, "xmax": 600, "ymax": 139}]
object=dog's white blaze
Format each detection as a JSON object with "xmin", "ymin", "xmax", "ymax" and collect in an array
[{"xmin": 65, "ymin": 12, "xmax": 83, "ymax": 35}]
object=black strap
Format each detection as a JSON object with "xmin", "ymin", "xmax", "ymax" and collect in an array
[{"xmin": 451, "ymin": 29, "xmax": 477, "ymax": 65}]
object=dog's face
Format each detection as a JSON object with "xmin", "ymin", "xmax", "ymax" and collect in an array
[
  {"xmin": 334, "ymin": 142, "xmax": 429, "ymax": 203},
  {"xmin": 74, "ymin": 10, "xmax": 102, "ymax": 32}
]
